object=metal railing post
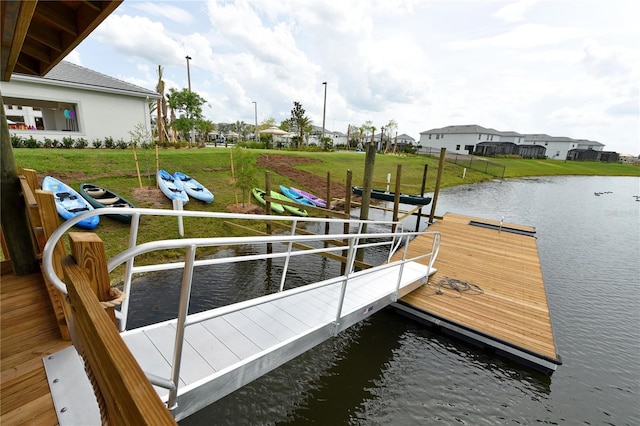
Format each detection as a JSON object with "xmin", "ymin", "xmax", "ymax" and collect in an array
[
  {"xmin": 333, "ymin": 236, "xmax": 358, "ymax": 335},
  {"xmin": 393, "ymin": 234, "xmax": 411, "ymax": 300},
  {"xmin": 279, "ymin": 219, "xmax": 297, "ymax": 292},
  {"xmin": 118, "ymin": 212, "xmax": 141, "ymax": 331},
  {"xmin": 167, "ymin": 245, "xmax": 197, "ymax": 410}
]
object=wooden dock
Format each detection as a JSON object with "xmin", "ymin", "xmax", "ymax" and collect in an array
[
  {"xmin": 0, "ymin": 267, "xmax": 71, "ymax": 425},
  {"xmin": 391, "ymin": 213, "xmax": 562, "ymax": 373}
]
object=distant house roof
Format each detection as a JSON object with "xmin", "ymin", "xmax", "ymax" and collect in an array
[
  {"xmin": 397, "ymin": 133, "xmax": 415, "ymax": 141},
  {"xmin": 420, "ymin": 124, "xmax": 521, "ymax": 136},
  {"xmin": 525, "ymin": 134, "xmax": 604, "ymax": 146},
  {"xmin": 11, "ymin": 61, "xmax": 159, "ymax": 99}
]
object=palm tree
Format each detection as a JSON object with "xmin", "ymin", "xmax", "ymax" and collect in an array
[
  {"xmin": 155, "ymin": 65, "xmax": 166, "ymax": 143},
  {"xmin": 291, "ymin": 101, "xmax": 312, "ymax": 149},
  {"xmin": 166, "ymin": 90, "xmax": 178, "ymax": 142}
]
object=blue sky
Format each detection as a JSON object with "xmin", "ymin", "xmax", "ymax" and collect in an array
[{"xmin": 68, "ymin": 0, "xmax": 639, "ymax": 154}]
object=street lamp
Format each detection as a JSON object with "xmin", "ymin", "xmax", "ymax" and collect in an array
[
  {"xmin": 185, "ymin": 55, "xmax": 193, "ymax": 146},
  {"xmin": 321, "ymin": 82, "xmax": 327, "ymax": 139},
  {"xmin": 185, "ymin": 55, "xmax": 192, "ymax": 92},
  {"xmin": 252, "ymin": 101, "xmax": 258, "ymax": 142}
]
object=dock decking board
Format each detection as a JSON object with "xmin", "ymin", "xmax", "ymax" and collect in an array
[
  {"xmin": 395, "ymin": 213, "xmax": 560, "ymax": 367},
  {"xmin": 0, "ymin": 271, "xmax": 71, "ymax": 425}
]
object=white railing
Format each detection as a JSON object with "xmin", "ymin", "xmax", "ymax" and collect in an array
[{"xmin": 42, "ymin": 207, "xmax": 440, "ymax": 408}]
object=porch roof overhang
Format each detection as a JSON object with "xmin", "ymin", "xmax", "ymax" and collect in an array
[{"xmin": 1, "ymin": 0, "xmax": 122, "ymax": 82}]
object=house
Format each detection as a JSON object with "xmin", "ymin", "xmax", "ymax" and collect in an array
[
  {"xmin": 418, "ymin": 124, "xmax": 524, "ymax": 155},
  {"xmin": 522, "ymin": 134, "xmax": 604, "ymax": 160},
  {"xmin": 418, "ymin": 124, "xmax": 608, "ymax": 160},
  {"xmin": 3, "ymin": 61, "xmax": 159, "ymax": 145}
]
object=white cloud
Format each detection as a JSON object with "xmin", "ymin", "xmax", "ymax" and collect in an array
[
  {"xmin": 74, "ymin": 0, "xmax": 640, "ymax": 154},
  {"xmin": 131, "ymin": 2, "xmax": 194, "ymax": 24},
  {"xmin": 64, "ymin": 50, "xmax": 82, "ymax": 65},
  {"xmin": 493, "ymin": 0, "xmax": 538, "ymax": 22},
  {"xmin": 447, "ymin": 24, "xmax": 590, "ymax": 50}
]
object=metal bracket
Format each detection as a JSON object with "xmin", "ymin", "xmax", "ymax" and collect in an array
[{"xmin": 43, "ymin": 346, "xmax": 101, "ymax": 425}]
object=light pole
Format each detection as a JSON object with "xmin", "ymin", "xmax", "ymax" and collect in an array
[
  {"xmin": 321, "ymin": 82, "xmax": 327, "ymax": 140},
  {"xmin": 252, "ymin": 101, "xmax": 258, "ymax": 142},
  {"xmin": 185, "ymin": 55, "xmax": 192, "ymax": 92},
  {"xmin": 185, "ymin": 55, "xmax": 193, "ymax": 146}
]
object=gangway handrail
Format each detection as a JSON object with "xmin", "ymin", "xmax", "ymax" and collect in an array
[
  {"xmin": 43, "ymin": 207, "xmax": 419, "ymax": 295},
  {"xmin": 42, "ymin": 206, "xmax": 441, "ymax": 412}
]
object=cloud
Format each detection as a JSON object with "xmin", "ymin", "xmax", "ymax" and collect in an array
[
  {"xmin": 493, "ymin": 0, "xmax": 538, "ymax": 22},
  {"xmin": 447, "ymin": 24, "xmax": 590, "ymax": 50},
  {"xmin": 93, "ymin": 14, "xmax": 186, "ymax": 66},
  {"xmin": 64, "ymin": 50, "xmax": 82, "ymax": 66},
  {"xmin": 130, "ymin": 2, "xmax": 194, "ymax": 24}
]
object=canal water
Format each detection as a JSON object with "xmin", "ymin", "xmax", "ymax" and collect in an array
[{"xmin": 124, "ymin": 176, "xmax": 640, "ymax": 425}]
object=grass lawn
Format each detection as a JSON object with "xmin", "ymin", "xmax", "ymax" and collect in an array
[{"xmin": 10, "ymin": 147, "xmax": 639, "ymax": 283}]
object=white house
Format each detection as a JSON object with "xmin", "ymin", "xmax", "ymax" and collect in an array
[
  {"xmin": 419, "ymin": 124, "xmax": 606, "ymax": 160},
  {"xmin": 523, "ymin": 134, "xmax": 604, "ymax": 160},
  {"xmin": 2, "ymin": 61, "xmax": 159, "ymax": 145},
  {"xmin": 418, "ymin": 125, "xmax": 517, "ymax": 154}
]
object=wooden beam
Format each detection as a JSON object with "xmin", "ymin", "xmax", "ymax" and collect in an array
[
  {"xmin": 69, "ymin": 232, "xmax": 116, "ymax": 324},
  {"xmin": 34, "ymin": 2, "xmax": 78, "ymax": 36},
  {"xmin": 1, "ymin": 0, "xmax": 38, "ymax": 81}
]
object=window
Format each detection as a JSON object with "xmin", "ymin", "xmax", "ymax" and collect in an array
[
  {"xmin": 436, "ymin": 134, "xmax": 439, "ymax": 139},
  {"xmin": 441, "ymin": 134, "xmax": 444, "ymax": 139},
  {"xmin": 428, "ymin": 134, "xmax": 431, "ymax": 139},
  {"xmin": 456, "ymin": 144, "xmax": 460, "ymax": 150},
  {"xmin": 478, "ymin": 134, "xmax": 481, "ymax": 140},
  {"xmin": 545, "ymin": 142, "xmax": 548, "ymax": 146}
]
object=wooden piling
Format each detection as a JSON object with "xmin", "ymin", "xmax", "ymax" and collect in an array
[{"xmin": 429, "ymin": 148, "xmax": 446, "ymax": 224}]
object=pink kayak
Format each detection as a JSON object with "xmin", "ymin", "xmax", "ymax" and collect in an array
[{"xmin": 289, "ymin": 187, "xmax": 326, "ymax": 208}]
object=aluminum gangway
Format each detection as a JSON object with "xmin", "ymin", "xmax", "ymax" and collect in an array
[{"xmin": 42, "ymin": 209, "xmax": 440, "ymax": 423}]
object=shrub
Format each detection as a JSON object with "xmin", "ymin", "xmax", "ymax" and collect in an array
[
  {"xmin": 74, "ymin": 138, "xmax": 88, "ymax": 149},
  {"xmin": 92, "ymin": 138, "xmax": 103, "ymax": 149},
  {"xmin": 24, "ymin": 136, "xmax": 41, "ymax": 148},
  {"xmin": 320, "ymin": 136, "xmax": 333, "ymax": 152},
  {"xmin": 116, "ymin": 139, "xmax": 128, "ymax": 149},
  {"xmin": 62, "ymin": 136, "xmax": 74, "ymax": 148},
  {"xmin": 104, "ymin": 136, "xmax": 115, "ymax": 149},
  {"xmin": 43, "ymin": 138, "xmax": 54, "ymax": 148},
  {"xmin": 10, "ymin": 134, "xmax": 23, "ymax": 148}
]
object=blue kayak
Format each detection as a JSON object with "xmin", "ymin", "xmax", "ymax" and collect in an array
[
  {"xmin": 173, "ymin": 171, "xmax": 214, "ymax": 203},
  {"xmin": 157, "ymin": 169, "xmax": 189, "ymax": 204},
  {"xmin": 279, "ymin": 185, "xmax": 315, "ymax": 207},
  {"xmin": 42, "ymin": 176, "xmax": 99, "ymax": 229}
]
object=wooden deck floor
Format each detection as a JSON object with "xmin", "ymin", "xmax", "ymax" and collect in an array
[
  {"xmin": 393, "ymin": 213, "xmax": 560, "ymax": 366},
  {"xmin": 1, "ymin": 266, "xmax": 70, "ymax": 426}
]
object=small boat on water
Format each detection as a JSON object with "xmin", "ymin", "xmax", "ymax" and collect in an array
[
  {"xmin": 279, "ymin": 185, "xmax": 315, "ymax": 207},
  {"xmin": 289, "ymin": 187, "xmax": 327, "ymax": 208},
  {"xmin": 173, "ymin": 171, "xmax": 214, "ymax": 203},
  {"xmin": 42, "ymin": 176, "xmax": 100, "ymax": 229},
  {"xmin": 157, "ymin": 169, "xmax": 189, "ymax": 204},
  {"xmin": 79, "ymin": 183, "xmax": 135, "ymax": 223},
  {"xmin": 352, "ymin": 186, "xmax": 432, "ymax": 206},
  {"xmin": 270, "ymin": 191, "xmax": 308, "ymax": 216},
  {"xmin": 252, "ymin": 188, "xmax": 285, "ymax": 214}
]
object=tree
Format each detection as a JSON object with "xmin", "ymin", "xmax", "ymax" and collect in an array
[
  {"xmin": 290, "ymin": 101, "xmax": 312, "ymax": 149},
  {"xmin": 196, "ymin": 119, "xmax": 216, "ymax": 145},
  {"xmin": 166, "ymin": 88, "xmax": 207, "ymax": 146},
  {"xmin": 155, "ymin": 65, "xmax": 167, "ymax": 143},
  {"xmin": 232, "ymin": 147, "xmax": 257, "ymax": 206},
  {"xmin": 384, "ymin": 119, "xmax": 398, "ymax": 153}
]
